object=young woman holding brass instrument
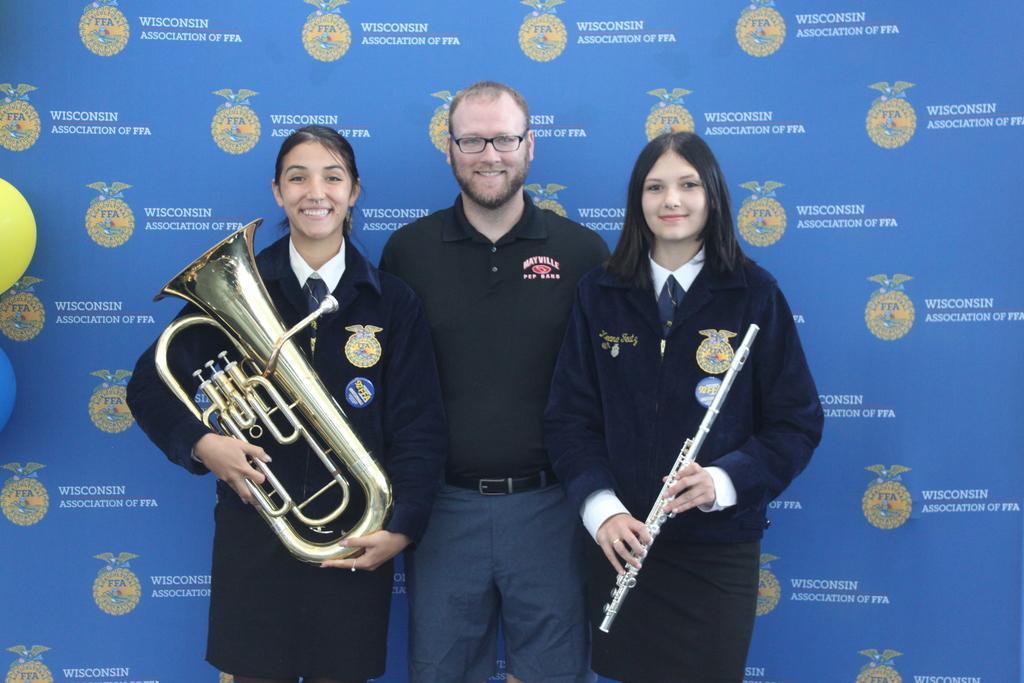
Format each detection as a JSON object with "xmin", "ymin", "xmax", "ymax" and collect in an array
[
  {"xmin": 544, "ymin": 132, "xmax": 823, "ymax": 683},
  {"xmin": 127, "ymin": 126, "xmax": 447, "ymax": 683}
]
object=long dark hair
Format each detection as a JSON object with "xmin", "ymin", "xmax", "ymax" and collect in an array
[
  {"xmin": 606, "ymin": 132, "xmax": 750, "ymax": 289},
  {"xmin": 273, "ymin": 125, "xmax": 360, "ymax": 236}
]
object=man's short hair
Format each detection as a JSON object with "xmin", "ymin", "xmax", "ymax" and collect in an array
[{"xmin": 448, "ymin": 81, "xmax": 530, "ymax": 135}]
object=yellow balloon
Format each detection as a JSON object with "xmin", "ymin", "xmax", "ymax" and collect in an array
[{"xmin": 0, "ymin": 178, "xmax": 37, "ymax": 292}]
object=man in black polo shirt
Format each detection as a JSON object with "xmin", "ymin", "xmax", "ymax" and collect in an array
[{"xmin": 380, "ymin": 81, "xmax": 608, "ymax": 683}]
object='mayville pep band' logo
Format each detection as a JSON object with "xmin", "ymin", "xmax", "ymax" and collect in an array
[
  {"xmin": 0, "ymin": 83, "xmax": 41, "ymax": 151},
  {"xmin": 736, "ymin": 0, "xmax": 786, "ymax": 57},
  {"xmin": 93, "ymin": 552, "xmax": 141, "ymax": 615},
  {"xmin": 865, "ymin": 274, "xmax": 914, "ymax": 340},
  {"xmin": 524, "ymin": 184, "xmax": 567, "ymax": 217},
  {"xmin": 1, "ymin": 463, "xmax": 49, "ymax": 526},
  {"xmin": 85, "ymin": 182, "xmax": 134, "ymax": 247},
  {"xmin": 518, "ymin": 0, "xmax": 568, "ymax": 62},
  {"xmin": 6, "ymin": 646, "xmax": 53, "ymax": 683},
  {"xmin": 645, "ymin": 88, "xmax": 695, "ymax": 141},
  {"xmin": 856, "ymin": 649, "xmax": 903, "ymax": 683},
  {"xmin": 737, "ymin": 181, "xmax": 787, "ymax": 247},
  {"xmin": 301, "ymin": 0, "xmax": 352, "ymax": 62},
  {"xmin": 212, "ymin": 89, "xmax": 261, "ymax": 154},
  {"xmin": 89, "ymin": 369, "xmax": 134, "ymax": 433},
  {"xmin": 80, "ymin": 0, "xmax": 130, "ymax": 56},
  {"xmin": 0, "ymin": 277, "xmax": 45, "ymax": 342},
  {"xmin": 867, "ymin": 82, "xmax": 916, "ymax": 148},
  {"xmin": 862, "ymin": 465, "xmax": 912, "ymax": 530},
  {"xmin": 756, "ymin": 553, "xmax": 781, "ymax": 616},
  {"xmin": 429, "ymin": 90, "xmax": 454, "ymax": 153}
]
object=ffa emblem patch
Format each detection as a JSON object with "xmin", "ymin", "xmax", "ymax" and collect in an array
[
  {"xmin": 0, "ymin": 84, "xmax": 41, "ymax": 152},
  {"xmin": 865, "ymin": 274, "xmax": 914, "ymax": 340},
  {"xmin": 867, "ymin": 82, "xmax": 916, "ymax": 149},
  {"xmin": 0, "ymin": 277, "xmax": 45, "ymax": 342},
  {"xmin": 1, "ymin": 463, "xmax": 49, "ymax": 526},
  {"xmin": 344, "ymin": 325, "xmax": 383, "ymax": 368},
  {"xmin": 85, "ymin": 182, "xmax": 135, "ymax": 247},
  {"xmin": 737, "ymin": 182, "xmax": 787, "ymax": 247},
  {"xmin": 79, "ymin": 0, "xmax": 130, "ymax": 56},
  {"xmin": 756, "ymin": 553, "xmax": 781, "ymax": 616},
  {"xmin": 645, "ymin": 88, "xmax": 695, "ymax": 141},
  {"xmin": 93, "ymin": 553, "xmax": 141, "ymax": 615},
  {"xmin": 6, "ymin": 646, "xmax": 53, "ymax": 683},
  {"xmin": 524, "ymin": 184, "xmax": 568, "ymax": 217},
  {"xmin": 212, "ymin": 89, "xmax": 261, "ymax": 154},
  {"xmin": 518, "ymin": 0, "xmax": 568, "ymax": 62},
  {"xmin": 696, "ymin": 329, "xmax": 737, "ymax": 374},
  {"xmin": 88, "ymin": 369, "xmax": 134, "ymax": 433},
  {"xmin": 736, "ymin": 0, "xmax": 786, "ymax": 57},
  {"xmin": 862, "ymin": 465, "xmax": 912, "ymax": 529},
  {"xmin": 856, "ymin": 649, "xmax": 904, "ymax": 683},
  {"xmin": 429, "ymin": 91, "xmax": 454, "ymax": 153},
  {"xmin": 301, "ymin": 0, "xmax": 352, "ymax": 62}
]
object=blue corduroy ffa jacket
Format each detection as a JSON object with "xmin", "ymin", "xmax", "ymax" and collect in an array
[{"xmin": 544, "ymin": 262, "xmax": 823, "ymax": 544}]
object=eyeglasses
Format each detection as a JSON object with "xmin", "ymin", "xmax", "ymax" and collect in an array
[{"xmin": 450, "ymin": 131, "xmax": 529, "ymax": 154}]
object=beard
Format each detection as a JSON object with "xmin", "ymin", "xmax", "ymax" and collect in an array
[{"xmin": 451, "ymin": 153, "xmax": 530, "ymax": 210}]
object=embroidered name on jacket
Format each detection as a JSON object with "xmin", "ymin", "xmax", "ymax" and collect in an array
[{"xmin": 522, "ymin": 256, "xmax": 561, "ymax": 279}]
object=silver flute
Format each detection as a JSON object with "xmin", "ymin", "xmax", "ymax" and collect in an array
[{"xmin": 599, "ymin": 323, "xmax": 759, "ymax": 633}]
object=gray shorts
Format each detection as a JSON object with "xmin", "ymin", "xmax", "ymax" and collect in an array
[{"xmin": 406, "ymin": 483, "xmax": 595, "ymax": 683}]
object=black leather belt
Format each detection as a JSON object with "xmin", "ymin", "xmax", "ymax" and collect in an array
[{"xmin": 446, "ymin": 469, "xmax": 557, "ymax": 495}]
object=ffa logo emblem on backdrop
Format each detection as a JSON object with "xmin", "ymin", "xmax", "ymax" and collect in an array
[
  {"xmin": 429, "ymin": 90, "xmax": 454, "ymax": 153},
  {"xmin": 1, "ymin": 463, "xmax": 49, "ymax": 526},
  {"xmin": 737, "ymin": 182, "xmax": 787, "ymax": 247},
  {"xmin": 93, "ymin": 552, "xmax": 142, "ymax": 615},
  {"xmin": 88, "ymin": 370, "xmax": 134, "ymax": 433},
  {"xmin": 212, "ymin": 90, "xmax": 261, "ymax": 154},
  {"xmin": 856, "ymin": 649, "xmax": 904, "ymax": 683},
  {"xmin": 301, "ymin": 0, "xmax": 352, "ymax": 61},
  {"xmin": 645, "ymin": 88, "xmax": 695, "ymax": 140},
  {"xmin": 736, "ymin": 0, "xmax": 786, "ymax": 57},
  {"xmin": 867, "ymin": 82, "xmax": 917, "ymax": 148},
  {"xmin": 0, "ymin": 84, "xmax": 41, "ymax": 151},
  {"xmin": 85, "ymin": 183, "xmax": 135, "ymax": 247},
  {"xmin": 865, "ymin": 274, "xmax": 914, "ymax": 340},
  {"xmin": 5, "ymin": 646, "xmax": 53, "ymax": 683},
  {"xmin": 524, "ymin": 184, "xmax": 568, "ymax": 217},
  {"xmin": 756, "ymin": 553, "xmax": 781, "ymax": 615},
  {"xmin": 519, "ymin": 0, "xmax": 567, "ymax": 62},
  {"xmin": 0, "ymin": 277, "xmax": 45, "ymax": 341},
  {"xmin": 79, "ymin": 0, "xmax": 130, "ymax": 56},
  {"xmin": 862, "ymin": 465, "xmax": 912, "ymax": 530}
]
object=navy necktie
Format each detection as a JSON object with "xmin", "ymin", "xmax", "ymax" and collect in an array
[
  {"xmin": 658, "ymin": 275, "xmax": 680, "ymax": 337},
  {"xmin": 306, "ymin": 276, "xmax": 328, "ymax": 314}
]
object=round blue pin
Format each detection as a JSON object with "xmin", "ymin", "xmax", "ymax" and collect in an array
[
  {"xmin": 695, "ymin": 376, "xmax": 723, "ymax": 408},
  {"xmin": 345, "ymin": 377, "xmax": 375, "ymax": 408}
]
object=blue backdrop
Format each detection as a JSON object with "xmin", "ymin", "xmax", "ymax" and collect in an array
[{"xmin": 1, "ymin": 1, "xmax": 1022, "ymax": 682}]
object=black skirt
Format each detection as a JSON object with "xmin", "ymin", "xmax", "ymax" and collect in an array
[
  {"xmin": 587, "ymin": 539, "xmax": 759, "ymax": 683},
  {"xmin": 206, "ymin": 504, "xmax": 393, "ymax": 681}
]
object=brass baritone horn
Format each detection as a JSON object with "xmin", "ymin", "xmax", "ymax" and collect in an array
[{"xmin": 152, "ymin": 219, "xmax": 392, "ymax": 564}]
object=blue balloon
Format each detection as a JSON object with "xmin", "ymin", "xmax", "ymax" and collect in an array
[{"xmin": 0, "ymin": 346, "xmax": 15, "ymax": 433}]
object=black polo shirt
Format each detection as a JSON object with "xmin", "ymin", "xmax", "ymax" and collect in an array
[{"xmin": 380, "ymin": 192, "xmax": 609, "ymax": 479}]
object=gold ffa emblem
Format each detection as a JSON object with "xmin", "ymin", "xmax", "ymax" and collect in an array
[
  {"xmin": 93, "ymin": 553, "xmax": 141, "ymax": 615},
  {"xmin": 1, "ymin": 463, "xmax": 49, "ymax": 526},
  {"xmin": 79, "ymin": 0, "xmax": 130, "ymax": 56},
  {"xmin": 855, "ymin": 649, "xmax": 903, "ymax": 683},
  {"xmin": 736, "ymin": 0, "xmax": 786, "ymax": 57},
  {"xmin": 0, "ymin": 84, "xmax": 41, "ymax": 152},
  {"xmin": 524, "ymin": 184, "xmax": 568, "ymax": 217},
  {"xmin": 88, "ymin": 370, "xmax": 134, "ymax": 433},
  {"xmin": 219, "ymin": 674, "xmax": 235, "ymax": 683},
  {"xmin": 737, "ymin": 182, "xmax": 787, "ymax": 247},
  {"xmin": 301, "ymin": 0, "xmax": 352, "ymax": 62},
  {"xmin": 862, "ymin": 465, "xmax": 912, "ymax": 530},
  {"xmin": 6, "ymin": 646, "xmax": 53, "ymax": 683},
  {"xmin": 755, "ymin": 553, "xmax": 781, "ymax": 616},
  {"xmin": 0, "ymin": 277, "xmax": 45, "ymax": 342},
  {"xmin": 645, "ymin": 89, "xmax": 695, "ymax": 141},
  {"xmin": 429, "ymin": 91, "xmax": 454, "ymax": 153},
  {"xmin": 519, "ymin": 0, "xmax": 568, "ymax": 62},
  {"xmin": 344, "ymin": 325, "xmax": 383, "ymax": 368},
  {"xmin": 85, "ymin": 182, "xmax": 135, "ymax": 247},
  {"xmin": 866, "ymin": 82, "xmax": 916, "ymax": 148},
  {"xmin": 696, "ymin": 329, "xmax": 736, "ymax": 375},
  {"xmin": 211, "ymin": 90, "xmax": 261, "ymax": 154},
  {"xmin": 865, "ymin": 274, "xmax": 914, "ymax": 340}
]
